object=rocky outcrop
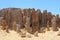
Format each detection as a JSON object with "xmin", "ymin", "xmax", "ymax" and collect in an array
[{"xmin": 0, "ymin": 8, "xmax": 60, "ymax": 33}]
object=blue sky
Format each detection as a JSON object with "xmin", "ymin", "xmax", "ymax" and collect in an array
[{"xmin": 0, "ymin": 0, "xmax": 60, "ymax": 15}]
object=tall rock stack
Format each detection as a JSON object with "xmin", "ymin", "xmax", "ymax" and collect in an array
[
  {"xmin": 22, "ymin": 9, "xmax": 26, "ymax": 28},
  {"xmin": 0, "ymin": 17, "xmax": 4, "ymax": 26},
  {"xmin": 1, "ymin": 9, "xmax": 7, "ymax": 30},
  {"xmin": 8, "ymin": 9, "xmax": 12, "ymax": 29},
  {"xmin": 2, "ymin": 9, "xmax": 10, "ymax": 33},
  {"xmin": 42, "ymin": 10, "xmax": 47, "ymax": 28},
  {"xmin": 56, "ymin": 14, "xmax": 60, "ymax": 28},
  {"xmin": 12, "ymin": 9, "xmax": 17, "ymax": 31},
  {"xmin": 51, "ymin": 15, "xmax": 58, "ymax": 31},
  {"xmin": 40, "ymin": 10, "xmax": 47, "ymax": 32},
  {"xmin": 31, "ymin": 8, "xmax": 35, "ymax": 33},
  {"xmin": 39, "ymin": 9, "xmax": 42, "ymax": 32},
  {"xmin": 47, "ymin": 12, "xmax": 52, "ymax": 27},
  {"xmin": 0, "ymin": 11, "xmax": 4, "ymax": 26},
  {"xmin": 32, "ymin": 9, "xmax": 39, "ymax": 33},
  {"xmin": 0, "ymin": 9, "xmax": 5, "ymax": 30},
  {"xmin": 17, "ymin": 9, "xmax": 23, "ymax": 32},
  {"xmin": 47, "ymin": 12, "xmax": 52, "ymax": 31},
  {"xmin": 59, "ymin": 18, "xmax": 60, "ymax": 28},
  {"xmin": 25, "ymin": 9, "xmax": 32, "ymax": 33},
  {"xmin": 43, "ymin": 10, "xmax": 47, "ymax": 27},
  {"xmin": 36, "ymin": 9, "xmax": 41, "ymax": 33}
]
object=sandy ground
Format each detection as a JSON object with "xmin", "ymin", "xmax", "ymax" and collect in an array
[{"xmin": 0, "ymin": 28, "xmax": 60, "ymax": 40}]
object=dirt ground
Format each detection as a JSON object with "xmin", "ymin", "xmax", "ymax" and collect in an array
[{"xmin": 0, "ymin": 28, "xmax": 60, "ymax": 40}]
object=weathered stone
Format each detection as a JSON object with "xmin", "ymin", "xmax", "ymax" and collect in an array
[
  {"xmin": 40, "ymin": 27, "xmax": 46, "ymax": 33},
  {"xmin": 12, "ymin": 21, "xmax": 17, "ymax": 31},
  {"xmin": 19, "ymin": 28, "xmax": 26, "ymax": 38},
  {"xmin": 25, "ymin": 9, "xmax": 32, "ymax": 33},
  {"xmin": 56, "ymin": 14, "xmax": 60, "ymax": 28},
  {"xmin": 51, "ymin": 16, "xmax": 58, "ymax": 31},
  {"xmin": 0, "ymin": 8, "xmax": 60, "ymax": 34},
  {"xmin": 34, "ymin": 31, "xmax": 38, "ymax": 37},
  {"xmin": 1, "ymin": 20, "xmax": 7, "ymax": 30},
  {"xmin": 57, "ymin": 32, "xmax": 60, "ymax": 36},
  {"xmin": 5, "ymin": 26, "xmax": 9, "ymax": 33},
  {"xmin": 32, "ymin": 10, "xmax": 39, "ymax": 33}
]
